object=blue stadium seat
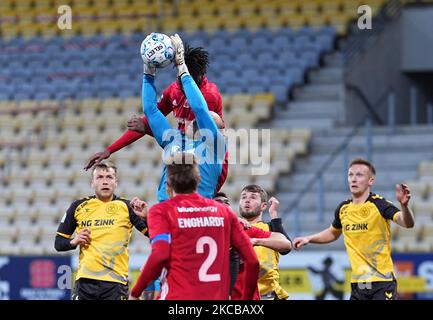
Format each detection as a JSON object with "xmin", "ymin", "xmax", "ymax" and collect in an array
[
  {"xmin": 189, "ymin": 30, "xmax": 209, "ymax": 45},
  {"xmin": 270, "ymin": 84, "xmax": 288, "ymax": 104},
  {"xmin": 34, "ymin": 92, "xmax": 52, "ymax": 100},
  {"xmin": 213, "ymin": 29, "xmax": 231, "ymax": 42},
  {"xmin": 277, "ymin": 27, "xmax": 294, "ymax": 40},
  {"xmin": 13, "ymin": 92, "xmax": 32, "ymax": 101},
  {"xmin": 253, "ymin": 27, "xmax": 273, "ymax": 39},
  {"xmin": 0, "ymin": 92, "xmax": 10, "ymax": 100},
  {"xmin": 231, "ymin": 28, "xmax": 251, "ymax": 41},
  {"xmin": 208, "ymin": 38, "xmax": 229, "ymax": 55},
  {"xmin": 246, "ymin": 84, "xmax": 267, "ymax": 94},
  {"xmin": 296, "ymin": 26, "xmax": 315, "ymax": 37},
  {"xmin": 250, "ymin": 36, "xmax": 271, "ymax": 50},
  {"xmin": 272, "ymin": 34, "xmax": 292, "ymax": 53},
  {"xmin": 301, "ymin": 51, "xmax": 320, "ymax": 68},
  {"xmin": 235, "ymin": 53, "xmax": 256, "ymax": 69},
  {"xmin": 74, "ymin": 90, "xmax": 94, "ymax": 99},
  {"xmin": 315, "ymin": 34, "xmax": 334, "ymax": 52}
]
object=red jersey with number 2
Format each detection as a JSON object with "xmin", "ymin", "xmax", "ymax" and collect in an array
[{"xmin": 148, "ymin": 193, "xmax": 257, "ymax": 300}]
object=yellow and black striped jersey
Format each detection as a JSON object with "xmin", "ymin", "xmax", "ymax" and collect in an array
[
  {"xmin": 57, "ymin": 195, "xmax": 148, "ymax": 285},
  {"xmin": 332, "ymin": 192, "xmax": 400, "ymax": 283},
  {"xmin": 252, "ymin": 221, "xmax": 289, "ymax": 300}
]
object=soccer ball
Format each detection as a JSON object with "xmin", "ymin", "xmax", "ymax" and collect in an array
[{"xmin": 140, "ymin": 32, "xmax": 175, "ymax": 68}]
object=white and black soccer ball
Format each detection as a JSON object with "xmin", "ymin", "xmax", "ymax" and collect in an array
[{"xmin": 140, "ymin": 32, "xmax": 175, "ymax": 68}]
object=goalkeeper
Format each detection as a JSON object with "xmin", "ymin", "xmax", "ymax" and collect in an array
[
  {"xmin": 84, "ymin": 43, "xmax": 228, "ymax": 192},
  {"xmin": 140, "ymin": 34, "xmax": 226, "ymax": 201}
]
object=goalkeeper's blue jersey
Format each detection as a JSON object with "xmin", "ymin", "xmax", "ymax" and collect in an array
[{"xmin": 142, "ymin": 74, "xmax": 226, "ymax": 202}]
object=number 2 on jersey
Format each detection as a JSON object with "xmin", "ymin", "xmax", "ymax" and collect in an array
[{"xmin": 196, "ymin": 236, "xmax": 221, "ymax": 282}]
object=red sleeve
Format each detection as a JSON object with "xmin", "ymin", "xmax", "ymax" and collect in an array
[
  {"xmin": 228, "ymin": 209, "xmax": 259, "ymax": 300},
  {"xmin": 140, "ymin": 115, "xmax": 153, "ymax": 137},
  {"xmin": 106, "ymin": 129, "xmax": 144, "ymax": 154},
  {"xmin": 215, "ymin": 152, "xmax": 228, "ymax": 192},
  {"xmin": 203, "ymin": 90, "xmax": 223, "ymax": 117},
  {"xmin": 130, "ymin": 241, "xmax": 169, "ymax": 298},
  {"xmin": 148, "ymin": 204, "xmax": 171, "ymax": 239},
  {"xmin": 245, "ymin": 226, "xmax": 271, "ymax": 239},
  {"xmin": 130, "ymin": 205, "xmax": 171, "ymax": 298},
  {"xmin": 157, "ymin": 86, "xmax": 174, "ymax": 117}
]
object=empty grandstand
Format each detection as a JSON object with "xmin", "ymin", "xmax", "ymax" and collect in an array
[{"xmin": 1, "ymin": 0, "xmax": 433, "ymax": 300}]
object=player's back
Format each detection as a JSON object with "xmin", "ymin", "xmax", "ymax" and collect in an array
[{"xmin": 155, "ymin": 193, "xmax": 235, "ymax": 300}]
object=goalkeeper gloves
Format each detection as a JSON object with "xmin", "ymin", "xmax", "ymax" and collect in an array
[
  {"xmin": 143, "ymin": 63, "xmax": 156, "ymax": 77},
  {"xmin": 170, "ymin": 33, "xmax": 190, "ymax": 78}
]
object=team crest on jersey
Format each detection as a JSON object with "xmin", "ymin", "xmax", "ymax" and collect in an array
[
  {"xmin": 183, "ymin": 101, "xmax": 190, "ymax": 109},
  {"xmin": 172, "ymin": 99, "xmax": 177, "ymax": 106},
  {"xmin": 106, "ymin": 203, "xmax": 118, "ymax": 215},
  {"xmin": 359, "ymin": 207, "xmax": 370, "ymax": 219}
]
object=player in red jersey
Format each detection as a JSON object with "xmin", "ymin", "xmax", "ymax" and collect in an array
[
  {"xmin": 129, "ymin": 153, "xmax": 259, "ymax": 300},
  {"xmin": 84, "ymin": 45, "xmax": 228, "ymax": 193},
  {"xmin": 213, "ymin": 192, "xmax": 291, "ymax": 300}
]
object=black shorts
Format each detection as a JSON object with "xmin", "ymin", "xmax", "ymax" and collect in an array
[
  {"xmin": 350, "ymin": 280, "xmax": 397, "ymax": 300},
  {"xmin": 72, "ymin": 278, "xmax": 129, "ymax": 300}
]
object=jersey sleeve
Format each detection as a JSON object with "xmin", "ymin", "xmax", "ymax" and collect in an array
[
  {"xmin": 181, "ymin": 75, "xmax": 219, "ymax": 137},
  {"xmin": 142, "ymin": 75, "xmax": 178, "ymax": 149},
  {"xmin": 148, "ymin": 204, "xmax": 171, "ymax": 241},
  {"xmin": 332, "ymin": 202, "xmax": 345, "ymax": 229},
  {"xmin": 246, "ymin": 226, "xmax": 271, "ymax": 239},
  {"xmin": 203, "ymin": 89, "xmax": 222, "ymax": 117},
  {"xmin": 268, "ymin": 218, "xmax": 291, "ymax": 240},
  {"xmin": 56, "ymin": 200, "xmax": 80, "ymax": 238},
  {"xmin": 228, "ymin": 209, "xmax": 259, "ymax": 300},
  {"xmin": 124, "ymin": 200, "xmax": 149, "ymax": 236},
  {"xmin": 157, "ymin": 86, "xmax": 174, "ymax": 116},
  {"xmin": 373, "ymin": 196, "xmax": 400, "ymax": 220}
]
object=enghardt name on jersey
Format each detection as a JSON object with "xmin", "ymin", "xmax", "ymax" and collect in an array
[{"xmin": 178, "ymin": 215, "xmax": 225, "ymax": 229}]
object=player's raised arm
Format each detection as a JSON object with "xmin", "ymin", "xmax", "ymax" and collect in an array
[
  {"xmin": 170, "ymin": 34, "xmax": 220, "ymax": 138},
  {"xmin": 394, "ymin": 183, "xmax": 415, "ymax": 228},
  {"xmin": 141, "ymin": 67, "xmax": 175, "ymax": 149}
]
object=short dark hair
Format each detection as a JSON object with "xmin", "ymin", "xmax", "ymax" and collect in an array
[
  {"xmin": 214, "ymin": 191, "xmax": 228, "ymax": 198},
  {"xmin": 184, "ymin": 43, "xmax": 209, "ymax": 86},
  {"xmin": 91, "ymin": 161, "xmax": 117, "ymax": 177},
  {"xmin": 349, "ymin": 158, "xmax": 376, "ymax": 175},
  {"xmin": 241, "ymin": 185, "xmax": 268, "ymax": 204},
  {"xmin": 165, "ymin": 153, "xmax": 200, "ymax": 194},
  {"xmin": 214, "ymin": 191, "xmax": 230, "ymax": 205}
]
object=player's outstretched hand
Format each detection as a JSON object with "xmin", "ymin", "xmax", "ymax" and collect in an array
[
  {"xmin": 292, "ymin": 237, "xmax": 309, "ymax": 250},
  {"xmin": 238, "ymin": 217, "xmax": 250, "ymax": 230},
  {"xmin": 396, "ymin": 183, "xmax": 411, "ymax": 206},
  {"xmin": 70, "ymin": 228, "xmax": 91, "ymax": 248},
  {"xmin": 143, "ymin": 62, "xmax": 156, "ymax": 77},
  {"xmin": 128, "ymin": 293, "xmax": 139, "ymax": 300},
  {"xmin": 127, "ymin": 114, "xmax": 146, "ymax": 133},
  {"xmin": 131, "ymin": 197, "xmax": 148, "ymax": 219},
  {"xmin": 170, "ymin": 33, "xmax": 189, "ymax": 78},
  {"xmin": 268, "ymin": 197, "xmax": 280, "ymax": 219},
  {"xmin": 84, "ymin": 150, "xmax": 111, "ymax": 171},
  {"xmin": 250, "ymin": 238, "xmax": 259, "ymax": 246}
]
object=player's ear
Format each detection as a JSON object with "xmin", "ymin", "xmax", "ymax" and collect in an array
[
  {"xmin": 368, "ymin": 175, "xmax": 375, "ymax": 186},
  {"xmin": 261, "ymin": 201, "xmax": 268, "ymax": 212},
  {"xmin": 90, "ymin": 174, "xmax": 95, "ymax": 188},
  {"xmin": 166, "ymin": 181, "xmax": 174, "ymax": 198}
]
